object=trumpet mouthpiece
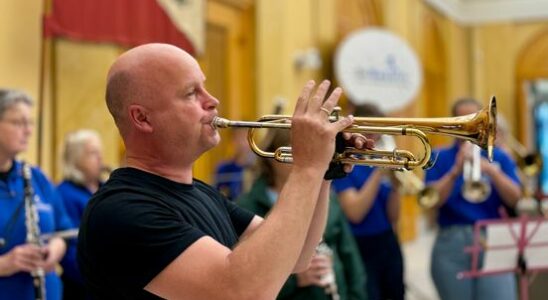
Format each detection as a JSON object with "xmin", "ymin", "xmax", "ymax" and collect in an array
[{"xmin": 211, "ymin": 117, "xmax": 231, "ymax": 129}]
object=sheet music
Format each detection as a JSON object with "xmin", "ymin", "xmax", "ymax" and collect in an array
[
  {"xmin": 526, "ymin": 221, "xmax": 548, "ymax": 269},
  {"xmin": 528, "ymin": 222, "xmax": 548, "ymax": 244},
  {"xmin": 483, "ymin": 220, "xmax": 548, "ymax": 272},
  {"xmin": 482, "ymin": 223, "xmax": 518, "ymax": 271},
  {"xmin": 485, "ymin": 223, "xmax": 519, "ymax": 247},
  {"xmin": 484, "ymin": 248, "xmax": 519, "ymax": 271}
]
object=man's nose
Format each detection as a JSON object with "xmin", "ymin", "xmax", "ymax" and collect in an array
[{"xmin": 203, "ymin": 91, "xmax": 219, "ymax": 109}]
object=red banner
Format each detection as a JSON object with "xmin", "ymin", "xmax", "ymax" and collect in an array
[{"xmin": 43, "ymin": 0, "xmax": 196, "ymax": 55}]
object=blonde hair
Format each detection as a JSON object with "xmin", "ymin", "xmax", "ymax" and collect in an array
[{"xmin": 62, "ymin": 129, "xmax": 101, "ymax": 184}]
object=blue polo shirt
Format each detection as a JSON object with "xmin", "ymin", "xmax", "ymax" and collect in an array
[
  {"xmin": 332, "ymin": 166, "xmax": 392, "ymax": 236},
  {"xmin": 425, "ymin": 143, "xmax": 520, "ymax": 228},
  {"xmin": 57, "ymin": 180, "xmax": 96, "ymax": 285},
  {"xmin": 0, "ymin": 160, "xmax": 72, "ymax": 300}
]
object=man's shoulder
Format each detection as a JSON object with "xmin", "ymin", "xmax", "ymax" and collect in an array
[{"xmin": 193, "ymin": 178, "xmax": 220, "ymax": 195}]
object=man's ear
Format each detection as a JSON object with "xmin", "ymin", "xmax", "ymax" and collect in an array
[{"xmin": 128, "ymin": 104, "xmax": 153, "ymax": 133}]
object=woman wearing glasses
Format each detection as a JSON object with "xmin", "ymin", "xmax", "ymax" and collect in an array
[{"xmin": 0, "ymin": 89, "xmax": 72, "ymax": 300}]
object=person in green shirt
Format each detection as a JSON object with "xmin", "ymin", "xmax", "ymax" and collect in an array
[{"xmin": 238, "ymin": 128, "xmax": 367, "ymax": 300}]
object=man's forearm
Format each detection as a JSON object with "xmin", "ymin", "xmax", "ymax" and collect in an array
[
  {"xmin": 227, "ymin": 168, "xmax": 324, "ymax": 297},
  {"xmin": 293, "ymin": 180, "xmax": 331, "ymax": 271}
]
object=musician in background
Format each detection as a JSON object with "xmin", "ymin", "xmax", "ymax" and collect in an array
[
  {"xmin": 0, "ymin": 89, "xmax": 72, "ymax": 300},
  {"xmin": 238, "ymin": 129, "xmax": 367, "ymax": 300},
  {"xmin": 332, "ymin": 103, "xmax": 405, "ymax": 300},
  {"xmin": 425, "ymin": 98, "xmax": 522, "ymax": 300},
  {"xmin": 214, "ymin": 128, "xmax": 255, "ymax": 200},
  {"xmin": 57, "ymin": 129, "xmax": 104, "ymax": 299}
]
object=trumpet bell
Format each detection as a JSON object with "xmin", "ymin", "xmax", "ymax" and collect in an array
[
  {"xmin": 462, "ymin": 180, "xmax": 492, "ymax": 203},
  {"xmin": 417, "ymin": 187, "xmax": 441, "ymax": 209}
]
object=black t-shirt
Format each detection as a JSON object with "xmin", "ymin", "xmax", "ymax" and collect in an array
[{"xmin": 77, "ymin": 168, "xmax": 255, "ymax": 299}]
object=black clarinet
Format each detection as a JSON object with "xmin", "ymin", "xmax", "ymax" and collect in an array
[{"xmin": 23, "ymin": 163, "xmax": 46, "ymax": 300}]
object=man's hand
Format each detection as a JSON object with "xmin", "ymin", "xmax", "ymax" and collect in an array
[
  {"xmin": 290, "ymin": 80, "xmax": 353, "ymax": 175},
  {"xmin": 340, "ymin": 131, "xmax": 374, "ymax": 173}
]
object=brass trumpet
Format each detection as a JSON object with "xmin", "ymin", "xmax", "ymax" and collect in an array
[{"xmin": 212, "ymin": 97, "xmax": 497, "ymax": 171}]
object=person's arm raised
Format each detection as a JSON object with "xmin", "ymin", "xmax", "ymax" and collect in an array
[
  {"xmin": 145, "ymin": 80, "xmax": 353, "ymax": 300},
  {"xmin": 338, "ymin": 169, "xmax": 383, "ymax": 223}
]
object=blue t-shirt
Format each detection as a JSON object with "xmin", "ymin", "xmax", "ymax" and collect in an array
[
  {"xmin": 425, "ymin": 143, "xmax": 521, "ymax": 227},
  {"xmin": 214, "ymin": 160, "xmax": 245, "ymax": 201},
  {"xmin": 57, "ymin": 180, "xmax": 96, "ymax": 285},
  {"xmin": 332, "ymin": 166, "xmax": 393, "ymax": 236},
  {"xmin": 0, "ymin": 160, "xmax": 72, "ymax": 300}
]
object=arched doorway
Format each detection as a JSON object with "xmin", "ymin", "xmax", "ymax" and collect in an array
[{"xmin": 515, "ymin": 29, "xmax": 548, "ymax": 196}]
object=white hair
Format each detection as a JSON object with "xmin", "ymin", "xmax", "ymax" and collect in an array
[
  {"xmin": 62, "ymin": 129, "xmax": 101, "ymax": 184},
  {"xmin": 0, "ymin": 89, "xmax": 33, "ymax": 118}
]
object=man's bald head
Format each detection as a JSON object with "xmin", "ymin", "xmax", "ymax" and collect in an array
[{"xmin": 105, "ymin": 43, "xmax": 195, "ymax": 134}]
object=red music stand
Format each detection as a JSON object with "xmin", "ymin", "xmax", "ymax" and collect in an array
[{"xmin": 458, "ymin": 217, "xmax": 548, "ymax": 300}]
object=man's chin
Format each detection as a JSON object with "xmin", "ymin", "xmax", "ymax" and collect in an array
[{"xmin": 206, "ymin": 133, "xmax": 221, "ymax": 149}]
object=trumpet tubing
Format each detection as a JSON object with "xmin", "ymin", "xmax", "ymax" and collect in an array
[{"xmin": 212, "ymin": 97, "xmax": 497, "ymax": 171}]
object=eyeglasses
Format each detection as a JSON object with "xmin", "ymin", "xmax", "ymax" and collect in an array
[{"xmin": 0, "ymin": 118, "xmax": 35, "ymax": 129}]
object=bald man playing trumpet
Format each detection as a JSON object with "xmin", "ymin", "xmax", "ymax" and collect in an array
[{"xmin": 77, "ymin": 43, "xmax": 371, "ymax": 299}]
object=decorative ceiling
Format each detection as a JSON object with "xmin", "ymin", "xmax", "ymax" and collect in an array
[{"xmin": 424, "ymin": 0, "xmax": 548, "ymax": 24}]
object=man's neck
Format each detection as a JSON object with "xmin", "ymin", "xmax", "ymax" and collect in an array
[{"xmin": 125, "ymin": 155, "xmax": 194, "ymax": 184}]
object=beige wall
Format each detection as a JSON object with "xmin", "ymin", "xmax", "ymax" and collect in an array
[
  {"xmin": 54, "ymin": 41, "xmax": 121, "ymax": 181},
  {"xmin": 0, "ymin": 1, "xmax": 43, "ymax": 165},
  {"xmin": 256, "ymin": 0, "xmax": 336, "ymax": 115},
  {"xmin": 470, "ymin": 22, "xmax": 548, "ymax": 137}
]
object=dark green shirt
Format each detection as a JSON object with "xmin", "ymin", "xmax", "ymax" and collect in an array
[{"xmin": 237, "ymin": 177, "xmax": 367, "ymax": 300}]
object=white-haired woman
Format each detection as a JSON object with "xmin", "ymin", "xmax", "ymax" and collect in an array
[
  {"xmin": 0, "ymin": 89, "xmax": 71, "ymax": 300},
  {"xmin": 57, "ymin": 129, "xmax": 104, "ymax": 299}
]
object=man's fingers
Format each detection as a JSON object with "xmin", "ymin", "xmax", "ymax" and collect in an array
[
  {"xmin": 331, "ymin": 115, "xmax": 353, "ymax": 132},
  {"xmin": 343, "ymin": 164, "xmax": 353, "ymax": 173},
  {"xmin": 294, "ymin": 80, "xmax": 316, "ymax": 115},
  {"xmin": 308, "ymin": 80, "xmax": 331, "ymax": 114},
  {"xmin": 320, "ymin": 87, "xmax": 343, "ymax": 114}
]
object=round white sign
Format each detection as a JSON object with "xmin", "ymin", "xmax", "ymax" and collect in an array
[{"xmin": 334, "ymin": 28, "xmax": 423, "ymax": 112}]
